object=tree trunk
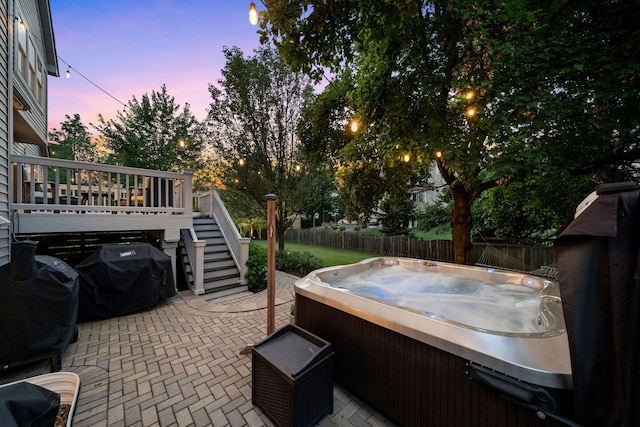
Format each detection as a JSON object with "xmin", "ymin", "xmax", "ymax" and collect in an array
[
  {"xmin": 451, "ymin": 185, "xmax": 474, "ymax": 265},
  {"xmin": 277, "ymin": 200, "xmax": 287, "ymax": 251},
  {"xmin": 278, "ymin": 229, "xmax": 286, "ymax": 251}
]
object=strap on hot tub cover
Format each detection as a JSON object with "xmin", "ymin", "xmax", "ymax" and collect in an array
[{"xmin": 556, "ymin": 182, "xmax": 640, "ymax": 427}]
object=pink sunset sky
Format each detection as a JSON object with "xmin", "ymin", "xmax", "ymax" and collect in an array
[{"xmin": 48, "ymin": 1, "xmax": 265, "ymax": 131}]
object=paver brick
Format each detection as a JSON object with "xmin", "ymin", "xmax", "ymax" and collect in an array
[{"xmin": 0, "ymin": 272, "xmax": 394, "ymax": 427}]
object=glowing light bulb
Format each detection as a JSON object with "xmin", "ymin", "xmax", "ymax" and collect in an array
[
  {"xmin": 249, "ymin": 2, "xmax": 258, "ymax": 25},
  {"xmin": 65, "ymin": 68, "xmax": 70, "ymax": 79}
]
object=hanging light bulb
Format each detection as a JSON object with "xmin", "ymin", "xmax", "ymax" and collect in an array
[
  {"xmin": 65, "ymin": 67, "xmax": 71, "ymax": 78},
  {"xmin": 249, "ymin": 2, "xmax": 258, "ymax": 25}
]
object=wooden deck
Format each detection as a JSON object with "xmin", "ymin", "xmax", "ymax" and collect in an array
[
  {"xmin": 10, "ymin": 155, "xmax": 250, "ymax": 293},
  {"xmin": 11, "ymin": 155, "xmax": 194, "ymax": 239}
]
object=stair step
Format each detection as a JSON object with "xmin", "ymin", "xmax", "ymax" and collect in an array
[
  {"xmin": 204, "ymin": 276, "xmax": 242, "ymax": 289},
  {"xmin": 180, "ymin": 215, "xmax": 245, "ymax": 294},
  {"xmin": 194, "ymin": 223, "xmax": 220, "ymax": 230},
  {"xmin": 204, "ymin": 269, "xmax": 240, "ymax": 281},
  {"xmin": 204, "ymin": 245, "xmax": 229, "ymax": 253},
  {"xmin": 204, "ymin": 265, "xmax": 237, "ymax": 275},
  {"xmin": 199, "ymin": 237, "xmax": 226, "ymax": 245},
  {"xmin": 204, "ymin": 253, "xmax": 232, "ymax": 262},
  {"xmin": 193, "ymin": 218, "xmax": 217, "ymax": 224},
  {"xmin": 201, "ymin": 283, "xmax": 249, "ymax": 300},
  {"xmin": 205, "ymin": 253, "xmax": 233, "ymax": 261}
]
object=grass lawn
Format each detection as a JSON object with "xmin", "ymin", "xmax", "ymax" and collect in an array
[
  {"xmin": 252, "ymin": 240, "xmax": 379, "ymax": 267},
  {"xmin": 358, "ymin": 226, "xmax": 452, "ymax": 240},
  {"xmin": 410, "ymin": 227, "xmax": 452, "ymax": 240}
]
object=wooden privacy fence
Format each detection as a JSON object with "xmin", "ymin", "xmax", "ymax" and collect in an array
[{"xmin": 283, "ymin": 229, "xmax": 556, "ymax": 272}]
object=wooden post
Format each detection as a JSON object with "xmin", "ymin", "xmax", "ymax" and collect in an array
[{"xmin": 265, "ymin": 194, "xmax": 277, "ymax": 335}]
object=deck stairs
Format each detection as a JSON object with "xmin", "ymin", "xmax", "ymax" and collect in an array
[{"xmin": 179, "ymin": 217, "xmax": 248, "ymax": 299}]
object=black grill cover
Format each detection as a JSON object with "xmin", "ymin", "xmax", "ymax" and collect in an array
[
  {"xmin": 556, "ymin": 182, "xmax": 640, "ymax": 427},
  {"xmin": 0, "ymin": 254, "xmax": 79, "ymax": 370},
  {"xmin": 76, "ymin": 243, "xmax": 175, "ymax": 321},
  {"xmin": 0, "ymin": 382, "xmax": 60, "ymax": 427}
]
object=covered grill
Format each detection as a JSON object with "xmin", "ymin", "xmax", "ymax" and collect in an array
[
  {"xmin": 75, "ymin": 243, "xmax": 175, "ymax": 321},
  {"xmin": 0, "ymin": 241, "xmax": 79, "ymax": 372}
]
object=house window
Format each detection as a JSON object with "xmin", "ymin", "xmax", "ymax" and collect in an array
[
  {"xmin": 17, "ymin": 22, "xmax": 27, "ymax": 76},
  {"xmin": 28, "ymin": 40, "xmax": 37, "ymax": 91},
  {"xmin": 17, "ymin": 46, "xmax": 27, "ymax": 76},
  {"xmin": 16, "ymin": 21, "xmax": 45, "ymax": 105},
  {"xmin": 36, "ymin": 59, "xmax": 44, "ymax": 102}
]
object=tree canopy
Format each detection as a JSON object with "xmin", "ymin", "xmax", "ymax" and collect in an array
[
  {"xmin": 95, "ymin": 84, "xmax": 203, "ymax": 172},
  {"xmin": 261, "ymin": 0, "xmax": 640, "ymax": 263},
  {"xmin": 49, "ymin": 114, "xmax": 101, "ymax": 162},
  {"xmin": 205, "ymin": 46, "xmax": 316, "ymax": 249}
]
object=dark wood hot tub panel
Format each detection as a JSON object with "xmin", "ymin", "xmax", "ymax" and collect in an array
[{"xmin": 296, "ymin": 294, "xmax": 574, "ymax": 427}]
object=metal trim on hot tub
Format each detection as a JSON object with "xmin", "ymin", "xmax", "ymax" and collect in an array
[{"xmin": 294, "ymin": 257, "xmax": 572, "ymax": 389}]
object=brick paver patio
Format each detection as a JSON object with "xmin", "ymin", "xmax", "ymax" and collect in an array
[{"xmin": 0, "ymin": 272, "xmax": 398, "ymax": 427}]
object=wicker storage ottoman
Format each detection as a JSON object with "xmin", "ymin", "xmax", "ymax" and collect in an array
[{"xmin": 252, "ymin": 324, "xmax": 334, "ymax": 427}]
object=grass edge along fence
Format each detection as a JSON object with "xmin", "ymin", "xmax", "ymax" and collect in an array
[{"xmin": 282, "ymin": 228, "xmax": 556, "ymax": 273}]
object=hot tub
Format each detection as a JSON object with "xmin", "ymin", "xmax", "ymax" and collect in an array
[{"xmin": 295, "ymin": 257, "xmax": 576, "ymax": 427}]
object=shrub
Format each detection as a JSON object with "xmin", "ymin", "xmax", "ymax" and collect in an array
[
  {"xmin": 276, "ymin": 250, "xmax": 324, "ymax": 276},
  {"xmin": 245, "ymin": 244, "xmax": 325, "ymax": 290},
  {"xmin": 417, "ymin": 201, "xmax": 451, "ymax": 231},
  {"xmin": 245, "ymin": 243, "xmax": 267, "ymax": 291}
]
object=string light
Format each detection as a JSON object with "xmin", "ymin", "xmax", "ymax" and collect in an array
[
  {"xmin": 57, "ymin": 56, "xmax": 127, "ymax": 110},
  {"xmin": 14, "ymin": 15, "xmax": 127, "ymax": 111},
  {"xmin": 249, "ymin": 2, "xmax": 258, "ymax": 25}
]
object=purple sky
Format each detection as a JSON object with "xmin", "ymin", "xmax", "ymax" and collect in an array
[{"xmin": 48, "ymin": 1, "xmax": 265, "ymax": 131}]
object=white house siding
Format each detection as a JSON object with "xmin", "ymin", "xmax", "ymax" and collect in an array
[
  {"xmin": 0, "ymin": 1, "xmax": 11, "ymax": 265},
  {"xmin": 411, "ymin": 161, "xmax": 448, "ymax": 212},
  {"xmin": 13, "ymin": 0, "xmax": 48, "ymax": 146},
  {"xmin": 13, "ymin": 139, "xmax": 38, "ymax": 155}
]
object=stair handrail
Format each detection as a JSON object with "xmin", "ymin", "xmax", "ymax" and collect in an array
[
  {"xmin": 181, "ymin": 228, "xmax": 206, "ymax": 295},
  {"xmin": 198, "ymin": 187, "xmax": 250, "ymax": 285}
]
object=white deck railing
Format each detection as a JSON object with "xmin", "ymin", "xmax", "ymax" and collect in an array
[{"xmin": 11, "ymin": 155, "xmax": 193, "ymax": 215}]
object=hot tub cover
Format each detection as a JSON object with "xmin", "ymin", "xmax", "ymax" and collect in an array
[
  {"xmin": 76, "ymin": 243, "xmax": 175, "ymax": 321},
  {"xmin": 556, "ymin": 182, "xmax": 640, "ymax": 427}
]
